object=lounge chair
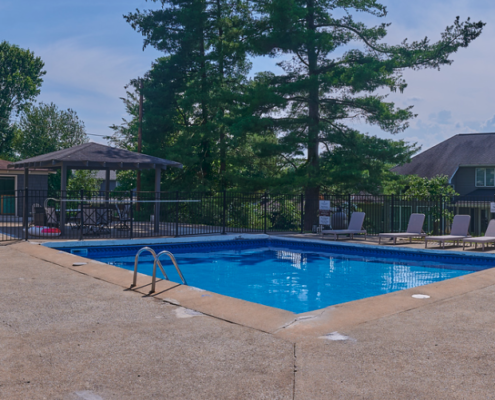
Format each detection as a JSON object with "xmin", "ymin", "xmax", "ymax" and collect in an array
[
  {"xmin": 424, "ymin": 215, "xmax": 471, "ymax": 249},
  {"xmin": 378, "ymin": 213, "xmax": 425, "ymax": 245},
  {"xmin": 322, "ymin": 212, "xmax": 367, "ymax": 240},
  {"xmin": 463, "ymin": 219, "xmax": 495, "ymax": 251}
]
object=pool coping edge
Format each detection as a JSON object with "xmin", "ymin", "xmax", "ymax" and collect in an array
[{"xmin": 13, "ymin": 236, "xmax": 495, "ymax": 342}]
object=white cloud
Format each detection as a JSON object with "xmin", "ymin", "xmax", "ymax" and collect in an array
[
  {"xmin": 249, "ymin": 1, "xmax": 495, "ymax": 154},
  {"xmin": 27, "ymin": 37, "xmax": 158, "ymax": 143},
  {"xmin": 346, "ymin": 1, "xmax": 495, "ymax": 152},
  {"xmin": 482, "ymin": 116, "xmax": 495, "ymax": 131},
  {"xmin": 428, "ymin": 110, "xmax": 452, "ymax": 125}
]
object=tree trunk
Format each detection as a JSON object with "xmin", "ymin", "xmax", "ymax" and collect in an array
[
  {"xmin": 217, "ymin": 0, "xmax": 227, "ymax": 188},
  {"xmin": 304, "ymin": 0, "xmax": 320, "ymax": 231},
  {"xmin": 199, "ymin": 17, "xmax": 211, "ymax": 184}
]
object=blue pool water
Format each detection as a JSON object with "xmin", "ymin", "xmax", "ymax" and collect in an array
[{"xmin": 56, "ymin": 239, "xmax": 492, "ymax": 313}]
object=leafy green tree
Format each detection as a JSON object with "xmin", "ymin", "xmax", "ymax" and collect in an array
[
  {"xmin": 14, "ymin": 102, "xmax": 88, "ymax": 192},
  {"xmin": 14, "ymin": 102, "xmax": 88, "ymax": 159},
  {"xmin": 402, "ymin": 175, "xmax": 458, "ymax": 198},
  {"xmin": 400, "ymin": 174, "xmax": 459, "ymax": 232},
  {"xmin": 67, "ymin": 170, "xmax": 102, "ymax": 194},
  {"xmin": 114, "ymin": 170, "xmax": 138, "ymax": 192},
  {"xmin": 319, "ymin": 133, "xmax": 419, "ymax": 194},
  {"xmin": 247, "ymin": 0, "xmax": 484, "ymax": 228},
  {"xmin": 0, "ymin": 41, "xmax": 45, "ymax": 158}
]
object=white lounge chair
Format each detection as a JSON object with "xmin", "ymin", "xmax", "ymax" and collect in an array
[
  {"xmin": 322, "ymin": 212, "xmax": 367, "ymax": 240},
  {"xmin": 378, "ymin": 213, "xmax": 426, "ymax": 245},
  {"xmin": 425, "ymin": 215, "xmax": 471, "ymax": 249},
  {"xmin": 463, "ymin": 219, "xmax": 495, "ymax": 251}
]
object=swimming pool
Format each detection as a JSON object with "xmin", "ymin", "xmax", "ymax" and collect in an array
[{"xmin": 54, "ymin": 238, "xmax": 494, "ymax": 313}]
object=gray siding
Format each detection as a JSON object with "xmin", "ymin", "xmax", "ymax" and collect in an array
[
  {"xmin": 17, "ymin": 174, "xmax": 49, "ymax": 191},
  {"xmin": 452, "ymin": 166, "xmax": 495, "ymax": 196},
  {"xmin": 99, "ymin": 180, "xmax": 118, "ymax": 192}
]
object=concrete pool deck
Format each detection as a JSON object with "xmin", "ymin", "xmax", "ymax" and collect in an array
[{"xmin": 3, "ymin": 237, "xmax": 495, "ymax": 398}]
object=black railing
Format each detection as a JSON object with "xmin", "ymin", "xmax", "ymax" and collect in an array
[{"xmin": 1, "ymin": 190, "xmax": 495, "ymax": 241}]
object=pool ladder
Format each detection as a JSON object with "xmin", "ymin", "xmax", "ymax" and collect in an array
[{"xmin": 130, "ymin": 247, "xmax": 187, "ymax": 294}]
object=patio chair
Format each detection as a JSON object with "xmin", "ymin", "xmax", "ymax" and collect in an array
[
  {"xmin": 82, "ymin": 207, "xmax": 98, "ymax": 235},
  {"xmin": 31, "ymin": 203, "xmax": 41, "ymax": 217},
  {"xmin": 45, "ymin": 207, "xmax": 59, "ymax": 228},
  {"xmin": 71, "ymin": 206, "xmax": 83, "ymax": 230},
  {"xmin": 321, "ymin": 212, "xmax": 367, "ymax": 240},
  {"xmin": 462, "ymin": 219, "xmax": 495, "ymax": 251},
  {"xmin": 378, "ymin": 213, "xmax": 426, "ymax": 245},
  {"xmin": 31, "ymin": 204, "xmax": 45, "ymax": 226},
  {"xmin": 115, "ymin": 204, "xmax": 131, "ymax": 230},
  {"xmin": 95, "ymin": 207, "xmax": 110, "ymax": 234},
  {"xmin": 424, "ymin": 215, "xmax": 471, "ymax": 249},
  {"xmin": 82, "ymin": 207, "xmax": 110, "ymax": 235}
]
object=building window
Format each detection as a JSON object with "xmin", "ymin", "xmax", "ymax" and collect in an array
[{"xmin": 476, "ymin": 168, "xmax": 495, "ymax": 187}]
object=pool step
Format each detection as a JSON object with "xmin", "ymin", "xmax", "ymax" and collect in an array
[{"xmin": 130, "ymin": 246, "xmax": 187, "ymax": 294}]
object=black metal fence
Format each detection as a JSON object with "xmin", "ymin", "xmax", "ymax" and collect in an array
[{"xmin": 0, "ymin": 190, "xmax": 494, "ymax": 241}]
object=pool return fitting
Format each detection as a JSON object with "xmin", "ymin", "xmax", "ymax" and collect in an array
[{"xmin": 131, "ymin": 247, "xmax": 187, "ymax": 294}]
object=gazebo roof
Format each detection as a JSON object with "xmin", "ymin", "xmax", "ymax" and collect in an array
[{"xmin": 8, "ymin": 142, "xmax": 182, "ymax": 170}]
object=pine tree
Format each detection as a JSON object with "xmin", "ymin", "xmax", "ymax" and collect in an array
[
  {"xmin": 125, "ymin": 0, "xmax": 253, "ymax": 191},
  {"xmin": 247, "ymin": 0, "xmax": 484, "ymax": 228}
]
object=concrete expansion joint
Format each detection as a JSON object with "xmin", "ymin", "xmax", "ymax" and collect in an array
[
  {"xmin": 292, "ymin": 343, "xmax": 297, "ymax": 400},
  {"xmin": 275, "ymin": 311, "xmax": 325, "ymax": 334}
]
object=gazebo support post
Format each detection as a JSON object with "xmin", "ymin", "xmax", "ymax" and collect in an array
[
  {"xmin": 23, "ymin": 168, "xmax": 29, "ymax": 240},
  {"xmin": 60, "ymin": 164, "xmax": 67, "ymax": 234},
  {"xmin": 105, "ymin": 169, "xmax": 110, "ymax": 199},
  {"xmin": 154, "ymin": 166, "xmax": 161, "ymax": 233}
]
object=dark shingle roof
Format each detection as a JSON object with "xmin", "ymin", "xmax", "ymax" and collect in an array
[
  {"xmin": 0, "ymin": 160, "xmax": 11, "ymax": 169},
  {"xmin": 392, "ymin": 133, "xmax": 495, "ymax": 180},
  {"xmin": 0, "ymin": 159, "xmax": 51, "ymax": 172},
  {"xmin": 9, "ymin": 143, "xmax": 182, "ymax": 170}
]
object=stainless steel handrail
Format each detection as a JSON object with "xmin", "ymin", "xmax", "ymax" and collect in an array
[
  {"xmin": 152, "ymin": 250, "xmax": 187, "ymax": 292},
  {"xmin": 131, "ymin": 247, "xmax": 168, "ymax": 291},
  {"xmin": 131, "ymin": 247, "xmax": 187, "ymax": 294}
]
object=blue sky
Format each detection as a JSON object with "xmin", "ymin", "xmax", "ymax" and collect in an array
[{"xmin": 1, "ymin": 0, "xmax": 494, "ymax": 154}]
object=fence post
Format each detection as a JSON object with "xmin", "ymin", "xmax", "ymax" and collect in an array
[
  {"xmin": 222, "ymin": 190, "xmax": 226, "ymax": 235},
  {"xmin": 79, "ymin": 189, "xmax": 84, "ymax": 241},
  {"xmin": 263, "ymin": 192, "xmax": 267, "ymax": 234},
  {"xmin": 390, "ymin": 194, "xmax": 395, "ymax": 233},
  {"xmin": 300, "ymin": 193, "xmax": 304, "ymax": 234},
  {"xmin": 347, "ymin": 194, "xmax": 351, "ymax": 228},
  {"xmin": 441, "ymin": 196, "xmax": 445, "ymax": 235},
  {"xmin": 129, "ymin": 190, "xmax": 134, "ymax": 239},
  {"xmin": 24, "ymin": 188, "xmax": 28, "ymax": 241},
  {"xmin": 175, "ymin": 191, "xmax": 179, "ymax": 237}
]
